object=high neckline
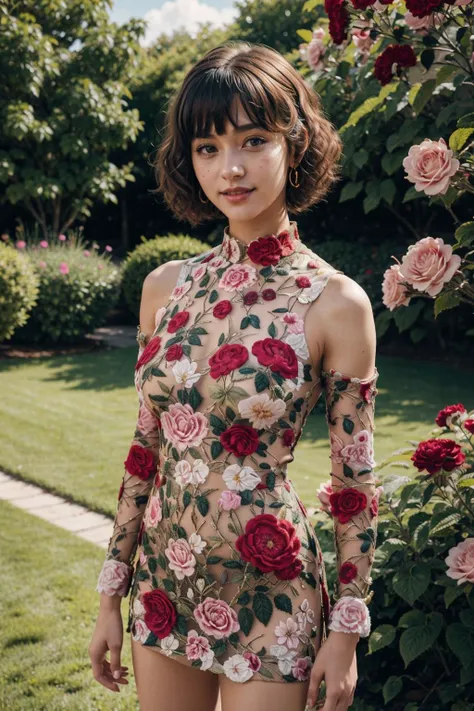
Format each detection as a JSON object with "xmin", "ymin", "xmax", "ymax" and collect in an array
[{"xmin": 220, "ymin": 220, "xmax": 301, "ymax": 266}]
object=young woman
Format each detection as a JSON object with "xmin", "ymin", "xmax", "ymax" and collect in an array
[{"xmin": 89, "ymin": 41, "xmax": 379, "ymax": 711}]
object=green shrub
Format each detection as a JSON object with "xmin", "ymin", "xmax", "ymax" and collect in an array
[
  {"xmin": 121, "ymin": 233, "xmax": 211, "ymax": 318},
  {"xmin": 11, "ymin": 230, "xmax": 121, "ymax": 345},
  {"xmin": 0, "ymin": 242, "xmax": 39, "ymax": 342}
]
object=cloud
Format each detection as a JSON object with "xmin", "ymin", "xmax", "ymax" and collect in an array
[{"xmin": 141, "ymin": 0, "xmax": 238, "ymax": 46}]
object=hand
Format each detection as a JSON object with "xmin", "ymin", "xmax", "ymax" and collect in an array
[
  {"xmin": 306, "ymin": 632, "xmax": 358, "ymax": 711},
  {"xmin": 88, "ymin": 607, "xmax": 130, "ymax": 693}
]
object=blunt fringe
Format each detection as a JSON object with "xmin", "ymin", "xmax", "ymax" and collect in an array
[{"xmin": 151, "ymin": 41, "xmax": 343, "ymax": 226}]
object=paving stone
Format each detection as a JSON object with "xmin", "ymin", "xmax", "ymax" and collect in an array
[
  {"xmin": 0, "ymin": 481, "xmax": 46, "ymax": 501},
  {"xmin": 78, "ymin": 523, "xmax": 113, "ymax": 546}
]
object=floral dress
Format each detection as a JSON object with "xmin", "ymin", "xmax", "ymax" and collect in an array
[{"xmin": 96, "ymin": 221, "xmax": 379, "ymax": 684}]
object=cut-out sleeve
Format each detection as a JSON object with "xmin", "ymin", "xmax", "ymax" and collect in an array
[
  {"xmin": 96, "ymin": 331, "xmax": 161, "ymax": 598},
  {"xmin": 319, "ymin": 367, "xmax": 379, "ymax": 637}
]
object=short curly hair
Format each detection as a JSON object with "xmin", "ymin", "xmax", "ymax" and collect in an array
[{"xmin": 152, "ymin": 41, "xmax": 343, "ymax": 227}]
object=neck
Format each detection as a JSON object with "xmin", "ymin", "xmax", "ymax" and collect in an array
[{"xmin": 226, "ymin": 210, "xmax": 291, "ymax": 246}]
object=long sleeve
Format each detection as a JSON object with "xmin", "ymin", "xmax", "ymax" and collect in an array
[
  {"xmin": 96, "ymin": 330, "xmax": 161, "ymax": 598},
  {"xmin": 319, "ymin": 366, "xmax": 379, "ymax": 637}
]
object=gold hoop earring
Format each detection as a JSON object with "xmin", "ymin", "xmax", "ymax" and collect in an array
[
  {"xmin": 199, "ymin": 188, "xmax": 209, "ymax": 203},
  {"xmin": 289, "ymin": 166, "xmax": 300, "ymax": 188}
]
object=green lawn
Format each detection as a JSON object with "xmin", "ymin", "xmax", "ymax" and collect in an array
[
  {"xmin": 0, "ymin": 500, "xmax": 138, "ymax": 711},
  {"xmin": 1, "ymin": 348, "xmax": 473, "ymax": 513}
]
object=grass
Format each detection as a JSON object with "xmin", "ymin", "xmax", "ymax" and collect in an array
[
  {"xmin": 1, "ymin": 348, "xmax": 473, "ymax": 513},
  {"xmin": 0, "ymin": 499, "xmax": 138, "ymax": 711}
]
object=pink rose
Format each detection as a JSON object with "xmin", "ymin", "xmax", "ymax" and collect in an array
[
  {"xmin": 243, "ymin": 651, "xmax": 262, "ymax": 672},
  {"xmin": 340, "ymin": 430, "xmax": 376, "ymax": 473},
  {"xmin": 404, "ymin": 10, "xmax": 442, "ymax": 32},
  {"xmin": 281, "ymin": 312, "xmax": 305, "ymax": 334},
  {"xmin": 222, "ymin": 237, "xmax": 241, "ymax": 263},
  {"xmin": 165, "ymin": 537, "xmax": 196, "ymax": 580},
  {"xmin": 218, "ymin": 490, "xmax": 241, "ymax": 511},
  {"xmin": 328, "ymin": 596, "xmax": 371, "ymax": 637},
  {"xmin": 16, "ymin": 240, "xmax": 26, "ymax": 249},
  {"xmin": 96, "ymin": 559, "xmax": 131, "ymax": 596},
  {"xmin": 161, "ymin": 403, "xmax": 208, "ymax": 452},
  {"xmin": 59, "ymin": 262, "xmax": 69, "ymax": 275},
  {"xmin": 144, "ymin": 495, "xmax": 162, "ymax": 528},
  {"xmin": 154, "ymin": 306, "xmax": 167, "ymax": 329},
  {"xmin": 307, "ymin": 34, "xmax": 326, "ymax": 71},
  {"xmin": 400, "ymin": 236, "xmax": 461, "ymax": 297},
  {"xmin": 382, "ymin": 264, "xmax": 412, "ymax": 310},
  {"xmin": 218, "ymin": 264, "xmax": 258, "ymax": 292},
  {"xmin": 193, "ymin": 265, "xmax": 207, "ymax": 282},
  {"xmin": 185, "ymin": 629, "xmax": 212, "ymax": 660},
  {"xmin": 445, "ymin": 538, "xmax": 474, "ymax": 585},
  {"xmin": 402, "ymin": 138, "xmax": 460, "ymax": 196},
  {"xmin": 207, "ymin": 256, "xmax": 227, "ymax": 272},
  {"xmin": 137, "ymin": 403, "xmax": 160, "ymax": 435},
  {"xmin": 317, "ymin": 480, "xmax": 334, "ymax": 514},
  {"xmin": 194, "ymin": 597, "xmax": 240, "ymax": 639},
  {"xmin": 132, "ymin": 618, "xmax": 151, "ymax": 643},
  {"xmin": 291, "ymin": 656, "xmax": 312, "ymax": 681},
  {"xmin": 351, "ymin": 28, "xmax": 374, "ymax": 55},
  {"xmin": 170, "ymin": 281, "xmax": 192, "ymax": 301}
]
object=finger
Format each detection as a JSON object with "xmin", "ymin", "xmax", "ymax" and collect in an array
[
  {"xmin": 335, "ymin": 695, "xmax": 352, "ymax": 711},
  {"xmin": 306, "ymin": 669, "xmax": 324, "ymax": 708},
  {"xmin": 109, "ymin": 644, "xmax": 123, "ymax": 680},
  {"xmin": 321, "ymin": 692, "xmax": 339, "ymax": 711},
  {"xmin": 103, "ymin": 660, "xmax": 129, "ymax": 675},
  {"xmin": 102, "ymin": 663, "xmax": 130, "ymax": 686}
]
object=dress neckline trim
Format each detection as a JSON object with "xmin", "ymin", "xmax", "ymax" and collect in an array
[{"xmin": 219, "ymin": 220, "xmax": 301, "ymax": 265}]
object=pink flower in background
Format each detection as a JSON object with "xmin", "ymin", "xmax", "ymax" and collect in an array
[
  {"xmin": 400, "ymin": 236, "xmax": 461, "ymax": 297},
  {"xmin": 317, "ymin": 480, "xmax": 334, "ymax": 514},
  {"xmin": 404, "ymin": 11, "xmax": 442, "ymax": 31},
  {"xmin": 445, "ymin": 539, "xmax": 474, "ymax": 585},
  {"xmin": 403, "ymin": 138, "xmax": 460, "ymax": 196},
  {"xmin": 382, "ymin": 264, "xmax": 412, "ymax": 310},
  {"xmin": 58, "ymin": 234, "xmax": 67, "ymax": 241},
  {"xmin": 40, "ymin": 240, "xmax": 49, "ymax": 248},
  {"xmin": 83, "ymin": 250, "xmax": 91, "ymax": 257},
  {"xmin": 16, "ymin": 240, "xmax": 26, "ymax": 249},
  {"xmin": 351, "ymin": 28, "xmax": 374, "ymax": 57},
  {"xmin": 39, "ymin": 261, "xmax": 47, "ymax": 268},
  {"xmin": 59, "ymin": 262, "xmax": 69, "ymax": 275},
  {"xmin": 93, "ymin": 242, "xmax": 99, "ymax": 249},
  {"xmin": 98, "ymin": 263, "xmax": 103, "ymax": 270},
  {"xmin": 306, "ymin": 29, "xmax": 326, "ymax": 72},
  {"xmin": 218, "ymin": 490, "xmax": 241, "ymax": 510},
  {"xmin": 105, "ymin": 245, "xmax": 112, "ymax": 252}
]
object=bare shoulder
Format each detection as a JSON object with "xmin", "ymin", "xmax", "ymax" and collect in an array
[
  {"xmin": 307, "ymin": 272, "xmax": 377, "ymax": 378},
  {"xmin": 139, "ymin": 259, "xmax": 186, "ymax": 337}
]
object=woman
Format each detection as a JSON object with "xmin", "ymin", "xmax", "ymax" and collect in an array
[{"xmin": 89, "ymin": 41, "xmax": 379, "ymax": 711}]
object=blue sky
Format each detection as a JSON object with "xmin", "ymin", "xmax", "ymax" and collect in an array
[{"xmin": 110, "ymin": 0, "xmax": 238, "ymax": 45}]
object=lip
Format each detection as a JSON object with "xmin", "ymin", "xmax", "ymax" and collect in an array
[{"xmin": 221, "ymin": 188, "xmax": 255, "ymax": 203}]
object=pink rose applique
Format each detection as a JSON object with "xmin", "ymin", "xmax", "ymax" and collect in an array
[
  {"xmin": 317, "ymin": 480, "xmax": 334, "ymax": 514},
  {"xmin": 170, "ymin": 281, "xmax": 192, "ymax": 301},
  {"xmin": 399, "ymin": 236, "xmax": 461, "ymax": 297},
  {"xmin": 137, "ymin": 403, "xmax": 160, "ymax": 436},
  {"xmin": 218, "ymin": 264, "xmax": 257, "ymax": 292},
  {"xmin": 96, "ymin": 559, "xmax": 131, "ymax": 596},
  {"xmin": 340, "ymin": 430, "xmax": 376, "ymax": 473},
  {"xmin": 445, "ymin": 538, "xmax": 474, "ymax": 585},
  {"xmin": 218, "ymin": 490, "xmax": 242, "ymax": 511},
  {"xmin": 185, "ymin": 630, "xmax": 215, "ymax": 670},
  {"xmin": 161, "ymin": 402, "xmax": 208, "ymax": 452},
  {"xmin": 402, "ymin": 138, "xmax": 460, "ymax": 196},
  {"xmin": 291, "ymin": 656, "xmax": 312, "ymax": 681},
  {"xmin": 144, "ymin": 495, "xmax": 163, "ymax": 528},
  {"xmin": 164, "ymin": 538, "xmax": 196, "ymax": 580},
  {"xmin": 328, "ymin": 596, "xmax": 371, "ymax": 637},
  {"xmin": 194, "ymin": 597, "xmax": 240, "ymax": 639}
]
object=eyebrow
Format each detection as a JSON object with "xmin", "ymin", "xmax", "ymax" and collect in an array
[{"xmin": 193, "ymin": 122, "xmax": 262, "ymax": 139}]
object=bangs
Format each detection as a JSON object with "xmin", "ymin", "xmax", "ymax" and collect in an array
[{"xmin": 178, "ymin": 68, "xmax": 290, "ymax": 142}]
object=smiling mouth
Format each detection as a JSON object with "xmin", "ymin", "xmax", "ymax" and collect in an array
[{"xmin": 221, "ymin": 188, "xmax": 255, "ymax": 195}]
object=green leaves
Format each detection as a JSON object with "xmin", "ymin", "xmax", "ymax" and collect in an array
[
  {"xmin": 393, "ymin": 561, "xmax": 431, "ymax": 605},
  {"xmin": 274, "ymin": 593, "xmax": 292, "ymax": 614},
  {"xmin": 253, "ymin": 591, "xmax": 273, "ymax": 625},
  {"xmin": 238, "ymin": 606, "xmax": 254, "ymax": 636},
  {"xmin": 399, "ymin": 612, "xmax": 443, "ymax": 667},
  {"xmin": 368, "ymin": 624, "xmax": 396, "ymax": 655}
]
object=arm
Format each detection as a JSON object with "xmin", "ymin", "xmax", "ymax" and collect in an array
[
  {"xmin": 317, "ymin": 275, "xmax": 379, "ymax": 639},
  {"xmin": 95, "ymin": 265, "xmax": 178, "ymax": 601}
]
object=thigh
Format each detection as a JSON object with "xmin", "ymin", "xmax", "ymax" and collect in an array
[
  {"xmin": 219, "ymin": 676, "xmax": 310, "ymax": 711},
  {"xmin": 131, "ymin": 637, "xmax": 220, "ymax": 711}
]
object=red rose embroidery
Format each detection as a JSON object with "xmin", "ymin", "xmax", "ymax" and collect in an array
[
  {"xmin": 360, "ymin": 382, "xmax": 374, "ymax": 403},
  {"xmin": 209, "ymin": 344, "xmax": 249, "ymax": 379},
  {"xmin": 339, "ymin": 561, "xmax": 358, "ymax": 584},
  {"xmin": 235, "ymin": 514, "xmax": 302, "ymax": 579},
  {"xmin": 220, "ymin": 423, "xmax": 259, "ymax": 456},
  {"xmin": 465, "ymin": 419, "xmax": 474, "ymax": 434},
  {"xmin": 329, "ymin": 488, "xmax": 367, "ymax": 524},
  {"xmin": 278, "ymin": 231, "xmax": 296, "ymax": 257},
  {"xmin": 412, "ymin": 438, "xmax": 466, "ymax": 475},
  {"xmin": 277, "ymin": 559, "xmax": 303, "ymax": 580},
  {"xmin": 435, "ymin": 403, "xmax": 466, "ymax": 428},
  {"xmin": 135, "ymin": 336, "xmax": 161, "ymax": 371},
  {"xmin": 165, "ymin": 344, "xmax": 183, "ymax": 361},
  {"xmin": 167, "ymin": 311, "xmax": 190, "ymax": 333},
  {"xmin": 282, "ymin": 429, "xmax": 295, "ymax": 447},
  {"xmin": 247, "ymin": 235, "xmax": 283, "ymax": 266},
  {"xmin": 124, "ymin": 444, "xmax": 156, "ymax": 480},
  {"xmin": 406, "ymin": 0, "xmax": 441, "ymax": 16},
  {"xmin": 374, "ymin": 44, "xmax": 417, "ymax": 86},
  {"xmin": 369, "ymin": 494, "xmax": 379, "ymax": 519},
  {"xmin": 252, "ymin": 338, "xmax": 298, "ymax": 379},
  {"xmin": 243, "ymin": 291, "xmax": 259, "ymax": 306},
  {"xmin": 213, "ymin": 300, "xmax": 233, "ymax": 319},
  {"xmin": 142, "ymin": 588, "xmax": 177, "ymax": 639},
  {"xmin": 296, "ymin": 275, "xmax": 311, "ymax": 289},
  {"xmin": 262, "ymin": 288, "xmax": 276, "ymax": 301}
]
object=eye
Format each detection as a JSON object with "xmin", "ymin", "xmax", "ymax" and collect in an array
[{"xmin": 195, "ymin": 136, "xmax": 267, "ymax": 155}]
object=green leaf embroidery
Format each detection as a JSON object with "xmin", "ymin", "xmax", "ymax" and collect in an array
[
  {"xmin": 274, "ymin": 593, "xmax": 293, "ymax": 614},
  {"xmin": 253, "ymin": 592, "xmax": 273, "ymax": 625},
  {"xmin": 255, "ymin": 371, "xmax": 270, "ymax": 392},
  {"xmin": 238, "ymin": 607, "xmax": 254, "ymax": 636}
]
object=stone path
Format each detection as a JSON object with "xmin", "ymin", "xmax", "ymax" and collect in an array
[{"xmin": 0, "ymin": 470, "xmax": 112, "ymax": 548}]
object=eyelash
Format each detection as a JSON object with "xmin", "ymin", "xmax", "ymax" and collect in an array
[{"xmin": 195, "ymin": 136, "xmax": 266, "ymax": 155}]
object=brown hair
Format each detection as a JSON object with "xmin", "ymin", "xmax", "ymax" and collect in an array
[{"xmin": 152, "ymin": 41, "xmax": 343, "ymax": 227}]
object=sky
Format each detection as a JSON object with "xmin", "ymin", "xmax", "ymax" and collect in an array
[{"xmin": 110, "ymin": 0, "xmax": 239, "ymax": 46}]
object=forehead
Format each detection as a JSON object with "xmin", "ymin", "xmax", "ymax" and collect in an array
[{"xmin": 191, "ymin": 98, "xmax": 268, "ymax": 140}]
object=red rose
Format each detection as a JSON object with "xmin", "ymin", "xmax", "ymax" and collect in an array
[
  {"xmin": 435, "ymin": 403, "xmax": 466, "ymax": 428},
  {"xmin": 350, "ymin": 0, "xmax": 375, "ymax": 7},
  {"xmin": 330, "ymin": 488, "xmax": 367, "ymax": 524},
  {"xmin": 142, "ymin": 588, "xmax": 177, "ymax": 639},
  {"xmin": 213, "ymin": 300, "xmax": 233, "ymax": 319},
  {"xmin": 247, "ymin": 235, "xmax": 283, "ymax": 266},
  {"xmin": 406, "ymin": 0, "xmax": 441, "ymax": 16},
  {"xmin": 324, "ymin": 0, "xmax": 350, "ymax": 44},
  {"xmin": 282, "ymin": 429, "xmax": 295, "ymax": 447},
  {"xmin": 277, "ymin": 559, "xmax": 303, "ymax": 580},
  {"xmin": 262, "ymin": 288, "xmax": 276, "ymax": 301},
  {"xmin": 374, "ymin": 45, "xmax": 417, "ymax": 86},
  {"xmin": 412, "ymin": 438, "xmax": 466, "ymax": 475},
  {"xmin": 277, "ymin": 231, "xmax": 297, "ymax": 257},
  {"xmin": 220, "ymin": 423, "xmax": 259, "ymax": 456},
  {"xmin": 209, "ymin": 343, "xmax": 249, "ymax": 379},
  {"xmin": 135, "ymin": 336, "xmax": 161, "ymax": 371},
  {"xmin": 252, "ymin": 338, "xmax": 298, "ymax": 379},
  {"xmin": 243, "ymin": 290, "xmax": 259, "ymax": 306},
  {"xmin": 118, "ymin": 481, "xmax": 124, "ymax": 501},
  {"xmin": 360, "ymin": 382, "xmax": 373, "ymax": 404},
  {"xmin": 165, "ymin": 343, "xmax": 183, "ymax": 362},
  {"xmin": 296, "ymin": 275, "xmax": 311, "ymax": 289},
  {"xmin": 167, "ymin": 311, "xmax": 190, "ymax": 333},
  {"xmin": 465, "ymin": 419, "xmax": 474, "ymax": 434},
  {"xmin": 235, "ymin": 513, "xmax": 302, "ymax": 579},
  {"xmin": 339, "ymin": 562, "xmax": 358, "ymax": 584},
  {"xmin": 124, "ymin": 444, "xmax": 156, "ymax": 480},
  {"xmin": 370, "ymin": 495, "xmax": 379, "ymax": 519}
]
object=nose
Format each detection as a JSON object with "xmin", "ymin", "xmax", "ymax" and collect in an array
[{"xmin": 221, "ymin": 152, "xmax": 245, "ymax": 181}]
